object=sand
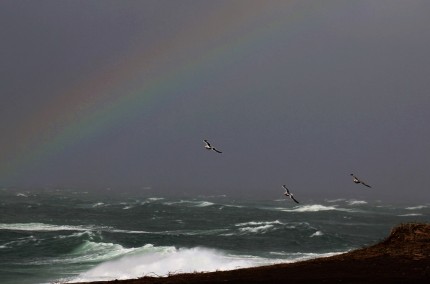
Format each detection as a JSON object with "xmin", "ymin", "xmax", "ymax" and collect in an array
[{"xmin": 76, "ymin": 223, "xmax": 430, "ymax": 283}]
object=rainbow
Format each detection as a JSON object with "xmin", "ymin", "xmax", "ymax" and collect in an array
[{"xmin": 1, "ymin": 2, "xmax": 323, "ymax": 183}]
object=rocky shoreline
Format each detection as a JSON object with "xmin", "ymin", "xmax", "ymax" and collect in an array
[{"xmin": 76, "ymin": 223, "xmax": 430, "ymax": 283}]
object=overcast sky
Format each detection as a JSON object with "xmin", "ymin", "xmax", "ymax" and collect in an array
[{"xmin": 1, "ymin": 0, "xmax": 429, "ymax": 202}]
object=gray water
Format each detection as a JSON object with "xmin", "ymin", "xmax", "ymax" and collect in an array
[{"xmin": 1, "ymin": 188, "xmax": 429, "ymax": 284}]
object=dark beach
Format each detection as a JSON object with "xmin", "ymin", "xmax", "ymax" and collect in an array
[{"xmin": 77, "ymin": 223, "xmax": 430, "ymax": 284}]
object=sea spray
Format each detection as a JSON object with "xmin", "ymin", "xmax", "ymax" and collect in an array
[{"xmin": 69, "ymin": 246, "xmax": 278, "ymax": 283}]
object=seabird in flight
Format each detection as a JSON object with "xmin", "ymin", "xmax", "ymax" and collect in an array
[
  {"xmin": 282, "ymin": 185, "xmax": 299, "ymax": 204},
  {"xmin": 203, "ymin": 139, "xmax": 222, "ymax": 153},
  {"xmin": 350, "ymin": 174, "xmax": 372, "ymax": 188}
]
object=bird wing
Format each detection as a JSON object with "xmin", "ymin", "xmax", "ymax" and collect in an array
[
  {"xmin": 361, "ymin": 181, "xmax": 372, "ymax": 188},
  {"xmin": 282, "ymin": 185, "xmax": 290, "ymax": 194},
  {"xmin": 291, "ymin": 196, "xmax": 300, "ymax": 204},
  {"xmin": 204, "ymin": 140, "xmax": 211, "ymax": 147},
  {"xmin": 213, "ymin": 148, "xmax": 222, "ymax": 153}
]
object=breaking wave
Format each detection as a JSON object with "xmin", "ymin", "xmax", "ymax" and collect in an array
[
  {"xmin": 233, "ymin": 220, "xmax": 285, "ymax": 235},
  {"xmin": 164, "ymin": 200, "xmax": 215, "ymax": 207},
  {"xmin": 282, "ymin": 204, "xmax": 351, "ymax": 213},
  {"xmin": 398, "ymin": 213, "xmax": 423, "ymax": 217},
  {"xmin": 405, "ymin": 205, "xmax": 427, "ymax": 210},
  {"xmin": 68, "ymin": 245, "xmax": 280, "ymax": 283},
  {"xmin": 347, "ymin": 200, "xmax": 367, "ymax": 205},
  {"xmin": 310, "ymin": 231, "xmax": 324, "ymax": 237},
  {"xmin": 0, "ymin": 223, "xmax": 95, "ymax": 232}
]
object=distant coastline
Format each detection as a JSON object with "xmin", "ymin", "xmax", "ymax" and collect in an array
[{"xmin": 76, "ymin": 223, "xmax": 430, "ymax": 283}]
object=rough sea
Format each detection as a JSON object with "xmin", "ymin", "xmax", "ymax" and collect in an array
[{"xmin": 1, "ymin": 188, "xmax": 429, "ymax": 284}]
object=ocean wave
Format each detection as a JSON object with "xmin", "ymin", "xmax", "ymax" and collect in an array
[
  {"xmin": 235, "ymin": 220, "xmax": 283, "ymax": 227},
  {"xmin": 282, "ymin": 204, "xmax": 351, "ymax": 213},
  {"xmin": 268, "ymin": 251, "xmax": 344, "ymax": 261},
  {"xmin": 68, "ymin": 245, "xmax": 281, "ymax": 283},
  {"xmin": 164, "ymin": 200, "xmax": 215, "ymax": 207},
  {"xmin": 233, "ymin": 220, "xmax": 285, "ymax": 235},
  {"xmin": 66, "ymin": 241, "xmax": 136, "ymax": 263},
  {"xmin": 147, "ymin": 197, "xmax": 165, "ymax": 201},
  {"xmin": 0, "ymin": 222, "xmax": 157, "ymax": 235},
  {"xmin": 32, "ymin": 240, "xmax": 137, "ymax": 266},
  {"xmin": 310, "ymin": 231, "xmax": 324, "ymax": 237},
  {"xmin": 325, "ymin": 198, "xmax": 346, "ymax": 203},
  {"xmin": 347, "ymin": 200, "xmax": 368, "ymax": 205},
  {"xmin": 54, "ymin": 230, "xmax": 100, "ymax": 240},
  {"xmin": 238, "ymin": 225, "xmax": 275, "ymax": 234},
  {"xmin": 0, "ymin": 235, "xmax": 38, "ymax": 249},
  {"xmin": 405, "ymin": 205, "xmax": 427, "ymax": 210},
  {"xmin": 0, "ymin": 223, "xmax": 232, "ymax": 239},
  {"xmin": 398, "ymin": 213, "xmax": 423, "ymax": 217},
  {"xmin": 0, "ymin": 223, "xmax": 94, "ymax": 232},
  {"xmin": 195, "ymin": 201, "xmax": 215, "ymax": 207}
]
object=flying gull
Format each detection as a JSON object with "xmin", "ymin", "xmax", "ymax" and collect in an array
[
  {"xmin": 282, "ymin": 185, "xmax": 299, "ymax": 204},
  {"xmin": 203, "ymin": 139, "xmax": 222, "ymax": 153},
  {"xmin": 350, "ymin": 174, "xmax": 372, "ymax": 188}
]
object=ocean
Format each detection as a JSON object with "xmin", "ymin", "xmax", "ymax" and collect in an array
[{"xmin": 1, "ymin": 188, "xmax": 429, "ymax": 284}]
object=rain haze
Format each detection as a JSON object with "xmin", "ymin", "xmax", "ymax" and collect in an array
[{"xmin": 1, "ymin": 0, "xmax": 429, "ymax": 203}]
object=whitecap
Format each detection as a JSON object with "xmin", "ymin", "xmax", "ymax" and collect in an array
[
  {"xmin": 398, "ymin": 213, "xmax": 423, "ymax": 217},
  {"xmin": 238, "ymin": 225, "xmax": 275, "ymax": 234},
  {"xmin": 405, "ymin": 205, "xmax": 427, "ymax": 210},
  {"xmin": 0, "ymin": 235, "xmax": 38, "ymax": 248},
  {"xmin": 32, "ymin": 241, "xmax": 136, "ymax": 265},
  {"xmin": 147, "ymin": 197, "xmax": 164, "ymax": 201},
  {"xmin": 195, "ymin": 201, "xmax": 215, "ymax": 207},
  {"xmin": 282, "ymin": 204, "xmax": 350, "ymax": 213},
  {"xmin": 68, "ymin": 246, "xmax": 282, "ymax": 283},
  {"xmin": 347, "ymin": 200, "xmax": 367, "ymax": 205},
  {"xmin": 163, "ymin": 200, "xmax": 215, "ymax": 207},
  {"xmin": 0, "ymin": 223, "xmax": 123, "ymax": 234},
  {"xmin": 235, "ymin": 220, "xmax": 283, "ymax": 227},
  {"xmin": 310, "ymin": 231, "xmax": 324, "ymax": 237},
  {"xmin": 0, "ymin": 223, "xmax": 92, "ymax": 232},
  {"xmin": 268, "ymin": 251, "xmax": 344, "ymax": 261}
]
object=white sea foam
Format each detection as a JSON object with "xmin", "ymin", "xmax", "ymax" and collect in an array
[
  {"xmin": 32, "ymin": 241, "xmax": 137, "ymax": 266},
  {"xmin": 68, "ymin": 245, "xmax": 280, "ymax": 283},
  {"xmin": 66, "ymin": 241, "xmax": 136, "ymax": 263},
  {"xmin": 268, "ymin": 251, "xmax": 343, "ymax": 261},
  {"xmin": 310, "ymin": 231, "xmax": 324, "ymax": 237},
  {"xmin": 282, "ymin": 204, "xmax": 350, "ymax": 213},
  {"xmin": 347, "ymin": 200, "xmax": 367, "ymax": 205},
  {"xmin": 0, "ymin": 223, "xmax": 93, "ymax": 232},
  {"xmin": 195, "ymin": 201, "xmax": 215, "ymax": 207},
  {"xmin": 234, "ymin": 220, "xmax": 284, "ymax": 234},
  {"xmin": 398, "ymin": 213, "xmax": 423, "ymax": 217},
  {"xmin": 0, "ymin": 235, "xmax": 38, "ymax": 249},
  {"xmin": 405, "ymin": 205, "xmax": 427, "ymax": 210},
  {"xmin": 92, "ymin": 202, "xmax": 105, "ymax": 207},
  {"xmin": 54, "ymin": 231, "xmax": 97, "ymax": 240},
  {"xmin": 164, "ymin": 200, "xmax": 215, "ymax": 207},
  {"xmin": 239, "ymin": 225, "xmax": 275, "ymax": 234},
  {"xmin": 0, "ymin": 222, "xmax": 157, "ymax": 235},
  {"xmin": 235, "ymin": 220, "xmax": 283, "ymax": 227},
  {"xmin": 147, "ymin": 197, "xmax": 164, "ymax": 201}
]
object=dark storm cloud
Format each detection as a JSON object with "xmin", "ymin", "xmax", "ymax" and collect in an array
[{"xmin": 1, "ymin": 1, "xmax": 430, "ymax": 203}]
